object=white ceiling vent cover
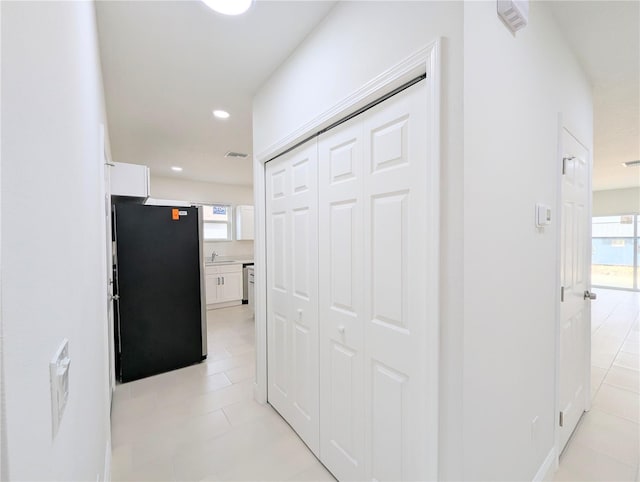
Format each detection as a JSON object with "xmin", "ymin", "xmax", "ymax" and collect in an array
[
  {"xmin": 498, "ymin": 0, "xmax": 529, "ymax": 33},
  {"xmin": 224, "ymin": 151, "xmax": 249, "ymax": 159}
]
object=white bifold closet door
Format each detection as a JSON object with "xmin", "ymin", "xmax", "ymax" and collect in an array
[
  {"xmin": 266, "ymin": 80, "xmax": 431, "ymax": 481},
  {"xmin": 265, "ymin": 141, "xmax": 320, "ymax": 455},
  {"xmin": 318, "ymin": 81, "xmax": 430, "ymax": 481}
]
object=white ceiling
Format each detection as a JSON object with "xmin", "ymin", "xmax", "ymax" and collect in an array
[
  {"xmin": 96, "ymin": 0, "xmax": 336, "ymax": 186},
  {"xmin": 549, "ymin": 1, "xmax": 640, "ymax": 191},
  {"xmin": 98, "ymin": 1, "xmax": 639, "ymax": 191}
]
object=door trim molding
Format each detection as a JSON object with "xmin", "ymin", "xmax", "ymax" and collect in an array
[
  {"xmin": 255, "ymin": 41, "xmax": 440, "ymax": 165},
  {"xmin": 253, "ymin": 40, "xmax": 441, "ymax": 480}
]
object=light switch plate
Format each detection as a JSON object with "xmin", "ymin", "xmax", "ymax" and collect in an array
[
  {"xmin": 50, "ymin": 338, "xmax": 70, "ymax": 438},
  {"xmin": 536, "ymin": 203, "xmax": 552, "ymax": 227}
]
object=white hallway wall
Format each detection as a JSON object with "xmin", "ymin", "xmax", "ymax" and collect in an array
[
  {"xmin": 151, "ymin": 175, "xmax": 254, "ymax": 258},
  {"xmin": 593, "ymin": 187, "xmax": 640, "ymax": 216},
  {"xmin": 463, "ymin": 1, "xmax": 592, "ymax": 480},
  {"xmin": 254, "ymin": 1, "xmax": 464, "ymax": 480},
  {"xmin": 1, "ymin": 2, "xmax": 112, "ymax": 480}
]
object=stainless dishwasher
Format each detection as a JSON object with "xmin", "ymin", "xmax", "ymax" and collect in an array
[
  {"xmin": 242, "ymin": 262, "xmax": 254, "ymax": 303},
  {"xmin": 247, "ymin": 266, "xmax": 254, "ymax": 312}
]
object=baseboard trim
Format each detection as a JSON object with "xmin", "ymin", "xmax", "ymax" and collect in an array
[
  {"xmin": 103, "ymin": 435, "xmax": 111, "ymax": 482},
  {"xmin": 253, "ymin": 381, "xmax": 267, "ymax": 405},
  {"xmin": 533, "ymin": 447, "xmax": 557, "ymax": 482}
]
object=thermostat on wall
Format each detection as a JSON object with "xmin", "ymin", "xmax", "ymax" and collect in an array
[{"xmin": 536, "ymin": 203, "xmax": 552, "ymax": 227}]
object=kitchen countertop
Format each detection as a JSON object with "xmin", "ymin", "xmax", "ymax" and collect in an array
[{"xmin": 205, "ymin": 256, "xmax": 254, "ymax": 266}]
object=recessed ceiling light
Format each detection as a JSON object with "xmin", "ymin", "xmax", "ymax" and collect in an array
[
  {"xmin": 202, "ymin": 0, "xmax": 253, "ymax": 16},
  {"xmin": 622, "ymin": 160, "xmax": 640, "ymax": 167},
  {"xmin": 171, "ymin": 166, "xmax": 183, "ymax": 172},
  {"xmin": 213, "ymin": 110, "xmax": 230, "ymax": 119}
]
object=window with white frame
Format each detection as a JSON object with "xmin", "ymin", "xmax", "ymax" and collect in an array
[
  {"xmin": 202, "ymin": 204, "xmax": 232, "ymax": 241},
  {"xmin": 592, "ymin": 214, "xmax": 639, "ymax": 291}
]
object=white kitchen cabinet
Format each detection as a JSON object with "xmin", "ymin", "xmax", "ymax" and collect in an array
[
  {"xmin": 235, "ymin": 205, "xmax": 254, "ymax": 240},
  {"xmin": 219, "ymin": 269, "xmax": 243, "ymax": 301},
  {"xmin": 110, "ymin": 162, "xmax": 150, "ymax": 198},
  {"xmin": 205, "ymin": 263, "xmax": 243, "ymax": 306},
  {"xmin": 205, "ymin": 273, "xmax": 220, "ymax": 304}
]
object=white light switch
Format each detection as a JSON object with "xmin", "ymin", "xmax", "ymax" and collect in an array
[
  {"xmin": 50, "ymin": 339, "xmax": 70, "ymax": 438},
  {"xmin": 536, "ymin": 203, "xmax": 552, "ymax": 227}
]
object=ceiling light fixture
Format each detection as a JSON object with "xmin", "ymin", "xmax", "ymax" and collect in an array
[
  {"xmin": 213, "ymin": 109, "xmax": 230, "ymax": 119},
  {"xmin": 171, "ymin": 166, "xmax": 183, "ymax": 172},
  {"xmin": 622, "ymin": 160, "xmax": 640, "ymax": 167},
  {"xmin": 201, "ymin": 0, "xmax": 253, "ymax": 16}
]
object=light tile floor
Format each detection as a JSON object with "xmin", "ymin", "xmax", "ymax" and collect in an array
[
  {"xmin": 111, "ymin": 291, "xmax": 639, "ymax": 482},
  {"xmin": 555, "ymin": 288, "xmax": 639, "ymax": 482},
  {"xmin": 110, "ymin": 305, "xmax": 335, "ymax": 482}
]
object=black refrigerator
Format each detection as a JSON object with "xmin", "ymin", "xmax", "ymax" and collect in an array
[{"xmin": 113, "ymin": 203, "xmax": 207, "ymax": 382}]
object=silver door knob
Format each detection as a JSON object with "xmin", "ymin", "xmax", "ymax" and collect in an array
[
  {"xmin": 584, "ymin": 290, "xmax": 597, "ymax": 300},
  {"xmin": 337, "ymin": 325, "xmax": 345, "ymax": 334}
]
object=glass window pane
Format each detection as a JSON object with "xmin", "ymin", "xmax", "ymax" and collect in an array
[
  {"xmin": 592, "ymin": 237, "xmax": 634, "ymax": 289},
  {"xmin": 592, "ymin": 215, "xmax": 634, "ymax": 237},
  {"xmin": 637, "ymin": 239, "xmax": 640, "ymax": 290},
  {"xmin": 203, "ymin": 222, "xmax": 229, "ymax": 240}
]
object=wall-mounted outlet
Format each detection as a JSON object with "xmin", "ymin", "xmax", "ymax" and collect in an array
[{"xmin": 50, "ymin": 339, "xmax": 71, "ymax": 438}]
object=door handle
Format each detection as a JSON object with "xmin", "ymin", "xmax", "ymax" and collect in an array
[
  {"xmin": 222, "ymin": 276, "xmax": 225, "ymax": 285},
  {"xmin": 217, "ymin": 277, "xmax": 220, "ymax": 285},
  {"xmin": 110, "ymin": 294, "xmax": 120, "ymax": 301},
  {"xmin": 584, "ymin": 290, "xmax": 597, "ymax": 301}
]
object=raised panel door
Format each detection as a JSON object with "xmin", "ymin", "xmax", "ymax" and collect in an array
[
  {"xmin": 319, "ymin": 117, "xmax": 365, "ymax": 481},
  {"xmin": 266, "ymin": 139, "xmax": 320, "ymax": 455},
  {"xmin": 266, "ymin": 163, "xmax": 291, "ymax": 416},
  {"xmin": 362, "ymin": 81, "xmax": 430, "ymax": 481},
  {"xmin": 559, "ymin": 129, "xmax": 591, "ymax": 451}
]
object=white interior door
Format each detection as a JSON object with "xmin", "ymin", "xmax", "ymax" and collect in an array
[
  {"xmin": 361, "ymin": 81, "xmax": 430, "ymax": 481},
  {"xmin": 266, "ymin": 80, "xmax": 434, "ymax": 481},
  {"xmin": 318, "ymin": 116, "xmax": 366, "ymax": 481},
  {"xmin": 559, "ymin": 127, "xmax": 592, "ymax": 451},
  {"xmin": 317, "ymin": 81, "xmax": 432, "ymax": 481},
  {"xmin": 265, "ymin": 140, "xmax": 320, "ymax": 455}
]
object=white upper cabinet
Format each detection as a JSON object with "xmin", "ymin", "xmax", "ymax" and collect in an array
[
  {"xmin": 236, "ymin": 205, "xmax": 255, "ymax": 240},
  {"xmin": 110, "ymin": 162, "xmax": 150, "ymax": 198}
]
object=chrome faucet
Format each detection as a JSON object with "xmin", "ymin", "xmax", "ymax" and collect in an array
[{"xmin": 210, "ymin": 251, "xmax": 218, "ymax": 262}]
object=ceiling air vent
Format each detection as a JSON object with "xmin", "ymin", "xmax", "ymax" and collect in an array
[
  {"xmin": 224, "ymin": 151, "xmax": 249, "ymax": 159},
  {"xmin": 622, "ymin": 160, "xmax": 640, "ymax": 167}
]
